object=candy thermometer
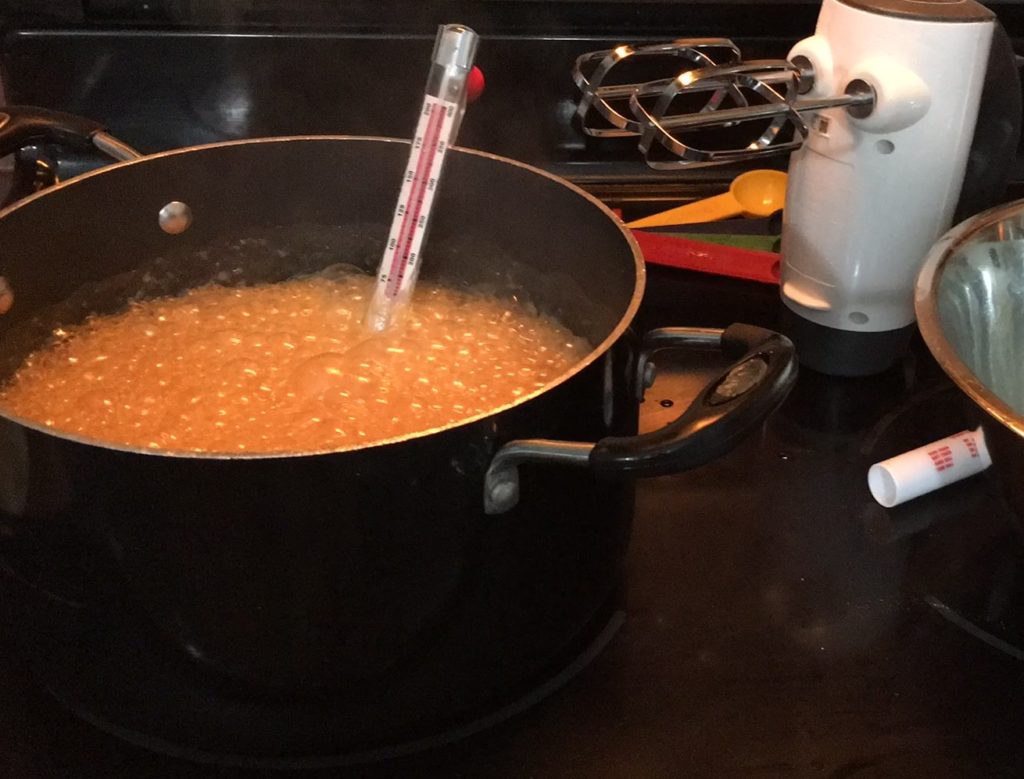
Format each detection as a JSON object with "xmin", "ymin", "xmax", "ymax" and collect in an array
[{"xmin": 365, "ymin": 24, "xmax": 480, "ymax": 333}]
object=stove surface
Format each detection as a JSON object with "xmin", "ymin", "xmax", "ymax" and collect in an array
[{"xmin": 1, "ymin": 268, "xmax": 1022, "ymax": 778}]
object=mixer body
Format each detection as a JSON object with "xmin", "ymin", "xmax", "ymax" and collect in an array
[{"xmin": 779, "ymin": 0, "xmax": 994, "ymax": 375}]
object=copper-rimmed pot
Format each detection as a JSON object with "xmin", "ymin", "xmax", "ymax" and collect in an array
[{"xmin": 0, "ymin": 106, "xmax": 796, "ymax": 760}]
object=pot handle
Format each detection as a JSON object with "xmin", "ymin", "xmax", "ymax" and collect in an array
[
  {"xmin": 0, "ymin": 105, "xmax": 141, "ymax": 162},
  {"xmin": 483, "ymin": 323, "xmax": 797, "ymax": 514}
]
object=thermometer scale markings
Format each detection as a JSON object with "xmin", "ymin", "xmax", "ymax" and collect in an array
[{"xmin": 380, "ymin": 96, "xmax": 455, "ymax": 299}]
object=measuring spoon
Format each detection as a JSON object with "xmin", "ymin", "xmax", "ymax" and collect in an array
[{"xmin": 626, "ymin": 169, "xmax": 787, "ymax": 229}]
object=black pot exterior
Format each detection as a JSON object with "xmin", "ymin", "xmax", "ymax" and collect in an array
[
  {"xmin": 0, "ymin": 139, "xmax": 642, "ymax": 745},
  {"xmin": 1, "ymin": 350, "xmax": 637, "ymax": 738}
]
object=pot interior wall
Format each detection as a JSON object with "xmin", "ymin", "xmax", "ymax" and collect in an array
[{"xmin": 0, "ymin": 139, "xmax": 639, "ymax": 388}]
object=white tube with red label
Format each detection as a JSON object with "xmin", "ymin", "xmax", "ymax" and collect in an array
[{"xmin": 868, "ymin": 427, "xmax": 992, "ymax": 508}]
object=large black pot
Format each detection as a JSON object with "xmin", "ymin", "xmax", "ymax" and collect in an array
[{"xmin": 0, "ymin": 107, "xmax": 796, "ymax": 761}]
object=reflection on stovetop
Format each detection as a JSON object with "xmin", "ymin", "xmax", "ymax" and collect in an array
[{"xmin": 0, "ymin": 268, "xmax": 1022, "ymax": 777}]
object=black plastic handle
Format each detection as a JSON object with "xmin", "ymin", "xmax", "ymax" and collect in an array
[
  {"xmin": 591, "ymin": 323, "xmax": 797, "ymax": 477},
  {"xmin": 0, "ymin": 105, "xmax": 106, "ymax": 159}
]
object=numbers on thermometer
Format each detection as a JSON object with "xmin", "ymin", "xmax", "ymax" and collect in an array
[{"xmin": 375, "ymin": 95, "xmax": 459, "ymax": 300}]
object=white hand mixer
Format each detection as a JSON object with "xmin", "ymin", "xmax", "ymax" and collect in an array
[{"xmin": 574, "ymin": 0, "xmax": 1009, "ymax": 376}]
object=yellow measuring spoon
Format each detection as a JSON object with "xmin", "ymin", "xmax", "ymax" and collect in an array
[{"xmin": 626, "ymin": 170, "xmax": 788, "ymax": 229}]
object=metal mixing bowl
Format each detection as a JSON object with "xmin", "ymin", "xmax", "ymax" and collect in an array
[{"xmin": 916, "ymin": 198, "xmax": 1024, "ymax": 440}]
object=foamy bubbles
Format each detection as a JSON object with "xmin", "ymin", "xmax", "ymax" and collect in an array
[{"xmin": 0, "ymin": 269, "xmax": 589, "ymax": 454}]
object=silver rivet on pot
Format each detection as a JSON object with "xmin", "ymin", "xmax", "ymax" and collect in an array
[
  {"xmin": 159, "ymin": 201, "xmax": 193, "ymax": 235},
  {"xmin": 0, "ymin": 277, "xmax": 12, "ymax": 315},
  {"xmin": 487, "ymin": 481, "xmax": 519, "ymax": 511}
]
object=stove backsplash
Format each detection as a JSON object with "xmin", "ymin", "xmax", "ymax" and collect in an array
[{"xmin": 1, "ymin": 0, "xmax": 1022, "ymax": 209}]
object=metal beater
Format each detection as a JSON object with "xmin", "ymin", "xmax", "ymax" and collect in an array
[{"xmin": 573, "ymin": 41, "xmax": 874, "ymax": 168}]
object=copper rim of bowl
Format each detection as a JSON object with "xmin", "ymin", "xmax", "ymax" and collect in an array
[{"xmin": 915, "ymin": 197, "xmax": 1024, "ymax": 440}]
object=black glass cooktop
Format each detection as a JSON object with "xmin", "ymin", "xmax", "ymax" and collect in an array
[{"xmin": 1, "ymin": 267, "xmax": 1022, "ymax": 777}]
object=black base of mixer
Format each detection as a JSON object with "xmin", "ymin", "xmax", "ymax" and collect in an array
[{"xmin": 781, "ymin": 306, "xmax": 915, "ymax": 377}]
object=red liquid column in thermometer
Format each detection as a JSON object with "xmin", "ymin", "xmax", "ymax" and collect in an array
[
  {"xmin": 366, "ymin": 94, "xmax": 458, "ymax": 331},
  {"xmin": 384, "ymin": 96, "xmax": 455, "ymax": 298},
  {"xmin": 365, "ymin": 23, "xmax": 478, "ymax": 332}
]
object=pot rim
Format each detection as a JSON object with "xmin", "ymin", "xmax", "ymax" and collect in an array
[
  {"xmin": 0, "ymin": 135, "xmax": 646, "ymax": 460},
  {"xmin": 915, "ymin": 196, "xmax": 1024, "ymax": 439}
]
